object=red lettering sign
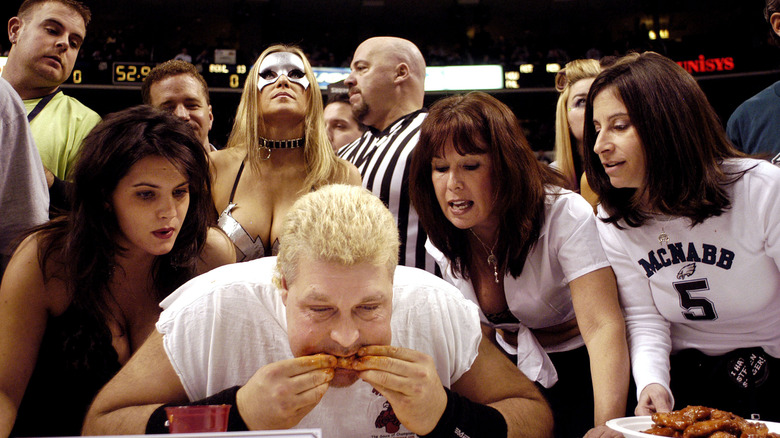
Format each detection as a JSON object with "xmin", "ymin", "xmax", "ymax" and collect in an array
[{"xmin": 676, "ymin": 55, "xmax": 735, "ymax": 74}]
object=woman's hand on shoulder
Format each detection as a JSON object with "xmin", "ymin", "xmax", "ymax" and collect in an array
[{"xmin": 196, "ymin": 227, "xmax": 237, "ymax": 275}]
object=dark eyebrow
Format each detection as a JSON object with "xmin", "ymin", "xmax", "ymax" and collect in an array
[
  {"xmin": 606, "ymin": 112, "xmax": 630, "ymax": 122},
  {"xmin": 41, "ymin": 18, "xmax": 84, "ymax": 43},
  {"xmin": 132, "ymin": 182, "xmax": 161, "ymax": 189},
  {"xmin": 131, "ymin": 181, "xmax": 188, "ymax": 189}
]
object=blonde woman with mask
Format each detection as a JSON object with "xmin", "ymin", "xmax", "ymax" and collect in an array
[{"xmin": 210, "ymin": 45, "xmax": 361, "ymax": 262}]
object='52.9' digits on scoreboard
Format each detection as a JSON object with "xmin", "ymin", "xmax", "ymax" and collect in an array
[{"xmin": 112, "ymin": 62, "xmax": 154, "ymax": 85}]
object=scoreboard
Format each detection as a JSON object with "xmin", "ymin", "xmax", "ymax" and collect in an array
[
  {"xmin": 57, "ymin": 61, "xmax": 350, "ymax": 90},
  {"xmin": 51, "ymin": 61, "xmax": 254, "ymax": 89},
  {"xmin": 59, "ymin": 62, "xmax": 507, "ymax": 91},
  {"xmin": 113, "ymin": 62, "xmax": 153, "ymax": 84}
]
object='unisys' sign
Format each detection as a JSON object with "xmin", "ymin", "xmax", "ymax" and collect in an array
[{"xmin": 677, "ymin": 55, "xmax": 735, "ymax": 74}]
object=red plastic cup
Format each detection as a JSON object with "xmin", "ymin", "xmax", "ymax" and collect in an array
[{"xmin": 165, "ymin": 405, "xmax": 231, "ymax": 433}]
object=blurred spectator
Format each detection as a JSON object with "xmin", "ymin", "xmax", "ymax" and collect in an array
[
  {"xmin": 194, "ymin": 48, "xmax": 211, "ymax": 65},
  {"xmin": 174, "ymin": 47, "xmax": 192, "ymax": 63},
  {"xmin": 133, "ymin": 42, "xmax": 150, "ymax": 61},
  {"xmin": 726, "ymin": 0, "xmax": 780, "ymax": 158},
  {"xmin": 324, "ymin": 93, "xmax": 365, "ymax": 152}
]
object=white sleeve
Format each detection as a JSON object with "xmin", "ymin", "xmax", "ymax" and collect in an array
[
  {"xmin": 392, "ymin": 269, "xmax": 482, "ymax": 387},
  {"xmin": 156, "ymin": 268, "xmax": 284, "ymax": 401},
  {"xmin": 553, "ymin": 193, "xmax": 611, "ymax": 282},
  {"xmin": 157, "ymin": 282, "xmax": 217, "ymax": 400},
  {"xmin": 439, "ymin": 290, "xmax": 482, "ymax": 385},
  {"xmin": 595, "ymin": 213, "xmax": 673, "ymax": 399}
]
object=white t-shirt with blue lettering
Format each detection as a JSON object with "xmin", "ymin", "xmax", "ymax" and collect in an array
[{"xmin": 596, "ymin": 158, "xmax": 780, "ymax": 397}]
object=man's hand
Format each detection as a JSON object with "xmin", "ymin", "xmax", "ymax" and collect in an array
[
  {"xmin": 236, "ymin": 354, "xmax": 336, "ymax": 430},
  {"xmin": 355, "ymin": 345, "xmax": 447, "ymax": 435},
  {"xmin": 635, "ymin": 383, "xmax": 673, "ymax": 416}
]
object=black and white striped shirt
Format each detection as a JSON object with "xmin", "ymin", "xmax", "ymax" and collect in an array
[{"xmin": 338, "ymin": 109, "xmax": 438, "ymax": 274}]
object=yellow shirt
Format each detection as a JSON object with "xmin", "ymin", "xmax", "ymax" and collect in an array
[{"xmin": 24, "ymin": 92, "xmax": 101, "ymax": 180}]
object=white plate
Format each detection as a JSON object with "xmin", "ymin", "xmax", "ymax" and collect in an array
[{"xmin": 606, "ymin": 416, "xmax": 780, "ymax": 438}]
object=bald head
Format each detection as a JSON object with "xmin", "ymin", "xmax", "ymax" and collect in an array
[
  {"xmin": 363, "ymin": 37, "xmax": 426, "ymax": 86},
  {"xmin": 345, "ymin": 37, "xmax": 426, "ymax": 131}
]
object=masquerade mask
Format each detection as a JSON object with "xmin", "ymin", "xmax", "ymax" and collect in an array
[{"xmin": 257, "ymin": 52, "xmax": 310, "ymax": 91}]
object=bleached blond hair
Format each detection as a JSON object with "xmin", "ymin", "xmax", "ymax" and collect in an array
[{"xmin": 273, "ymin": 184, "xmax": 399, "ymax": 288}]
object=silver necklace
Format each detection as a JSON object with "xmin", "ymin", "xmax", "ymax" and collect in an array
[
  {"xmin": 656, "ymin": 215, "xmax": 672, "ymax": 245},
  {"xmin": 469, "ymin": 229, "xmax": 500, "ymax": 283},
  {"xmin": 658, "ymin": 227, "xmax": 669, "ymax": 245}
]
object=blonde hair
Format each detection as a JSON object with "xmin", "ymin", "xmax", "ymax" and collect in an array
[
  {"xmin": 553, "ymin": 59, "xmax": 601, "ymax": 190},
  {"xmin": 273, "ymin": 184, "xmax": 399, "ymax": 288},
  {"xmin": 225, "ymin": 44, "xmax": 353, "ymax": 192}
]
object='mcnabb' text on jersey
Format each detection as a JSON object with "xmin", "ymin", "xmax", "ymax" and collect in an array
[{"xmin": 638, "ymin": 242, "xmax": 735, "ymax": 278}]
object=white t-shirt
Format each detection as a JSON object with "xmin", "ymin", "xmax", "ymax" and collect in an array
[
  {"xmin": 596, "ymin": 158, "xmax": 780, "ymax": 397},
  {"xmin": 427, "ymin": 189, "xmax": 610, "ymax": 386},
  {"xmin": 157, "ymin": 257, "xmax": 481, "ymax": 437}
]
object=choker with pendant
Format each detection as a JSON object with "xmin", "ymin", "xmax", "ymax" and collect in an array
[{"xmin": 258, "ymin": 137, "xmax": 304, "ymax": 159}]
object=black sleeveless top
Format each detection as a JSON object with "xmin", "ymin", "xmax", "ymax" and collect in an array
[{"xmin": 11, "ymin": 305, "xmax": 120, "ymax": 437}]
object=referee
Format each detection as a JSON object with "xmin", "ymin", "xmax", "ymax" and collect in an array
[{"xmin": 339, "ymin": 36, "xmax": 437, "ymax": 274}]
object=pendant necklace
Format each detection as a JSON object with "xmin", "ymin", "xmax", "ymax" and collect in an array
[
  {"xmin": 469, "ymin": 229, "xmax": 500, "ymax": 283},
  {"xmin": 658, "ymin": 227, "xmax": 669, "ymax": 245},
  {"xmin": 656, "ymin": 215, "xmax": 672, "ymax": 245}
]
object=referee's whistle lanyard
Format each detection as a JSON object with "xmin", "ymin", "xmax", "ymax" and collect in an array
[{"xmin": 27, "ymin": 89, "xmax": 61, "ymax": 123}]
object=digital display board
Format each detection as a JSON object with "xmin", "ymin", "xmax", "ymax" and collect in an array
[
  {"xmin": 112, "ymin": 62, "xmax": 155, "ymax": 85},
  {"xmin": 424, "ymin": 65, "xmax": 504, "ymax": 91}
]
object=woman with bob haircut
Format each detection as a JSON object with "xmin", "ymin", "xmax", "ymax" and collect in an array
[
  {"xmin": 409, "ymin": 91, "xmax": 629, "ymax": 438},
  {"xmin": 584, "ymin": 51, "xmax": 780, "ymax": 420},
  {"xmin": 0, "ymin": 106, "xmax": 235, "ymax": 437},
  {"xmin": 210, "ymin": 44, "xmax": 361, "ymax": 262},
  {"xmin": 552, "ymin": 58, "xmax": 602, "ymax": 208}
]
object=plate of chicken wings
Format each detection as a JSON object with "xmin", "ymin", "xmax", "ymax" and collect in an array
[{"xmin": 606, "ymin": 406, "xmax": 780, "ymax": 438}]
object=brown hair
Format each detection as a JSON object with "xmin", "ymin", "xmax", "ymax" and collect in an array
[
  {"xmin": 141, "ymin": 59, "xmax": 210, "ymax": 105},
  {"xmin": 766, "ymin": 0, "xmax": 780, "ymax": 45},
  {"xmin": 583, "ymin": 52, "xmax": 747, "ymax": 228},
  {"xmin": 18, "ymin": 0, "xmax": 91, "ymax": 26},
  {"xmin": 34, "ymin": 105, "xmax": 212, "ymax": 324},
  {"xmin": 409, "ymin": 91, "xmax": 565, "ymax": 279}
]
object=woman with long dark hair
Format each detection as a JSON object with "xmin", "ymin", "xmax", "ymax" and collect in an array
[
  {"xmin": 584, "ymin": 51, "xmax": 780, "ymax": 420},
  {"xmin": 410, "ymin": 92, "xmax": 628, "ymax": 438},
  {"xmin": 0, "ymin": 106, "xmax": 235, "ymax": 437}
]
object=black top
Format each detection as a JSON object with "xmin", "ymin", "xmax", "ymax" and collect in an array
[{"xmin": 12, "ymin": 305, "xmax": 120, "ymax": 437}]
